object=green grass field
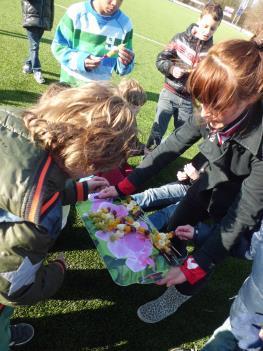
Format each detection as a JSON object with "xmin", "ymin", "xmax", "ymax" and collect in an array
[{"xmin": 0, "ymin": 1, "xmax": 251, "ymax": 350}]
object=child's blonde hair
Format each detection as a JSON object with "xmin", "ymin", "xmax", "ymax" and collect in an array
[
  {"xmin": 118, "ymin": 78, "xmax": 147, "ymax": 107},
  {"xmin": 23, "ymin": 81, "xmax": 137, "ymax": 177}
]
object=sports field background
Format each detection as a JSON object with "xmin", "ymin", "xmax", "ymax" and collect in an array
[{"xmin": 0, "ymin": 1, "xmax": 251, "ymax": 350}]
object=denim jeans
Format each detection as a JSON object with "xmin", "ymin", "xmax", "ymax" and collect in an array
[
  {"xmin": 25, "ymin": 27, "xmax": 45, "ymax": 71},
  {"xmin": 132, "ymin": 182, "xmax": 189, "ymax": 212},
  {"xmin": 146, "ymin": 88, "xmax": 193, "ymax": 148}
]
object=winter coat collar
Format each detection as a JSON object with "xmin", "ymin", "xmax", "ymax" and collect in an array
[{"xmin": 231, "ymin": 100, "xmax": 263, "ymax": 158}]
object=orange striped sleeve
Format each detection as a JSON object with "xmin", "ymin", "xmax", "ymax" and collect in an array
[{"xmin": 28, "ymin": 155, "xmax": 52, "ymax": 222}]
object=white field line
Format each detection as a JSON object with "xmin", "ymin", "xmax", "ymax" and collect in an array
[{"xmin": 54, "ymin": 2, "xmax": 165, "ymax": 47}]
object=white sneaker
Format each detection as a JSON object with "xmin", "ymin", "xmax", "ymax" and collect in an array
[
  {"xmin": 22, "ymin": 63, "xmax": 33, "ymax": 74},
  {"xmin": 33, "ymin": 71, "xmax": 45, "ymax": 84}
]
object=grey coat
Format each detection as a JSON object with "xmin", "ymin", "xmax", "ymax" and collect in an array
[{"xmin": 230, "ymin": 222, "xmax": 263, "ymax": 350}]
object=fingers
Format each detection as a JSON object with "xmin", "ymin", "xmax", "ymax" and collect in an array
[
  {"xmin": 174, "ymin": 225, "xmax": 194, "ymax": 240},
  {"xmin": 118, "ymin": 48, "xmax": 134, "ymax": 65},
  {"xmin": 97, "ymin": 186, "xmax": 118, "ymax": 199},
  {"xmin": 91, "ymin": 176, "xmax": 110, "ymax": 186},
  {"xmin": 84, "ymin": 55, "xmax": 102, "ymax": 70}
]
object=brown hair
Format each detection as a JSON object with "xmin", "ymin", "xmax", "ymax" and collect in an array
[
  {"xmin": 187, "ymin": 34, "xmax": 263, "ymax": 121},
  {"xmin": 23, "ymin": 82, "xmax": 137, "ymax": 178},
  {"xmin": 118, "ymin": 78, "xmax": 147, "ymax": 107},
  {"xmin": 38, "ymin": 82, "xmax": 71, "ymax": 102},
  {"xmin": 201, "ymin": 2, "xmax": 223, "ymax": 22}
]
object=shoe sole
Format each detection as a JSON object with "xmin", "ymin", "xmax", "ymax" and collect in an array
[
  {"xmin": 137, "ymin": 308, "xmax": 160, "ymax": 324},
  {"xmin": 9, "ymin": 323, "xmax": 34, "ymax": 347}
]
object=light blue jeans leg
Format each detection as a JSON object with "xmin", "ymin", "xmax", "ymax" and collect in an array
[
  {"xmin": 132, "ymin": 182, "xmax": 188, "ymax": 211},
  {"xmin": 146, "ymin": 88, "xmax": 178, "ymax": 147},
  {"xmin": 26, "ymin": 27, "xmax": 44, "ymax": 71},
  {"xmin": 148, "ymin": 203, "xmax": 180, "ymax": 231}
]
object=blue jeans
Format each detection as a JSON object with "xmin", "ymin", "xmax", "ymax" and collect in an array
[
  {"xmin": 146, "ymin": 88, "xmax": 193, "ymax": 147},
  {"xmin": 132, "ymin": 182, "xmax": 189, "ymax": 211},
  {"xmin": 25, "ymin": 27, "xmax": 44, "ymax": 71},
  {"xmin": 132, "ymin": 182, "xmax": 189, "ymax": 232}
]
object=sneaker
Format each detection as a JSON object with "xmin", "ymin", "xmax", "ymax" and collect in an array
[
  {"xmin": 33, "ymin": 71, "xmax": 45, "ymax": 84},
  {"xmin": 137, "ymin": 286, "xmax": 191, "ymax": 323},
  {"xmin": 9, "ymin": 323, "xmax": 34, "ymax": 347},
  {"xmin": 22, "ymin": 63, "xmax": 33, "ymax": 74}
]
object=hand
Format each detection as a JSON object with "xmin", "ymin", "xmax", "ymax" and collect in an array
[
  {"xmin": 87, "ymin": 176, "xmax": 109, "ymax": 193},
  {"xmin": 174, "ymin": 225, "xmax": 194, "ymax": 240},
  {"xmin": 118, "ymin": 46, "xmax": 134, "ymax": 66},
  {"xmin": 143, "ymin": 146, "xmax": 151, "ymax": 156},
  {"xmin": 171, "ymin": 66, "xmax": 185, "ymax": 79},
  {"xmin": 183, "ymin": 163, "xmax": 200, "ymax": 181},
  {"xmin": 156, "ymin": 266, "xmax": 187, "ymax": 287},
  {"xmin": 259, "ymin": 328, "xmax": 263, "ymax": 341},
  {"xmin": 55, "ymin": 252, "xmax": 67, "ymax": 269},
  {"xmin": 177, "ymin": 170, "xmax": 188, "ymax": 181},
  {"xmin": 97, "ymin": 186, "xmax": 118, "ymax": 199},
  {"xmin": 84, "ymin": 55, "xmax": 102, "ymax": 70}
]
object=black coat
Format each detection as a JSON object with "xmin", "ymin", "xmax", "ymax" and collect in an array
[
  {"xmin": 124, "ymin": 101, "xmax": 263, "ymax": 271},
  {"xmin": 156, "ymin": 24, "xmax": 213, "ymax": 95},
  {"xmin": 21, "ymin": 0, "xmax": 54, "ymax": 30}
]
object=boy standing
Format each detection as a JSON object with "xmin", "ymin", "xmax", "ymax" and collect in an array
[
  {"xmin": 21, "ymin": 0, "xmax": 54, "ymax": 84},
  {"xmin": 51, "ymin": 0, "xmax": 134, "ymax": 86},
  {"xmin": 146, "ymin": 2, "xmax": 223, "ymax": 150}
]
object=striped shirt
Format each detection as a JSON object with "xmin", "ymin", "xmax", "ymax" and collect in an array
[{"xmin": 51, "ymin": 0, "xmax": 134, "ymax": 85}]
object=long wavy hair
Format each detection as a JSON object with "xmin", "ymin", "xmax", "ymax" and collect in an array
[
  {"xmin": 23, "ymin": 81, "xmax": 138, "ymax": 178},
  {"xmin": 187, "ymin": 33, "xmax": 263, "ymax": 124}
]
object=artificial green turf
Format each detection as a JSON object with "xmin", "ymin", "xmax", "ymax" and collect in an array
[{"xmin": 0, "ymin": 0, "xmax": 251, "ymax": 350}]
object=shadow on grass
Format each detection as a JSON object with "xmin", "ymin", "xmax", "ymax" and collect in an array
[
  {"xmin": 14, "ymin": 263, "xmax": 247, "ymax": 351},
  {"xmin": 146, "ymin": 91, "xmax": 160, "ymax": 103},
  {"xmin": 0, "ymin": 90, "xmax": 40, "ymax": 106},
  {"xmin": 0, "ymin": 29, "xmax": 52, "ymax": 45}
]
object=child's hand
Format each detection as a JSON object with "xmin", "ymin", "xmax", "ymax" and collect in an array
[
  {"xmin": 174, "ymin": 225, "xmax": 194, "ymax": 240},
  {"xmin": 259, "ymin": 328, "xmax": 263, "ymax": 340},
  {"xmin": 84, "ymin": 55, "xmax": 102, "ymax": 70},
  {"xmin": 177, "ymin": 170, "xmax": 188, "ymax": 181},
  {"xmin": 87, "ymin": 176, "xmax": 109, "ymax": 193},
  {"xmin": 171, "ymin": 66, "xmax": 185, "ymax": 79},
  {"xmin": 156, "ymin": 266, "xmax": 187, "ymax": 287},
  {"xmin": 54, "ymin": 252, "xmax": 67, "ymax": 271},
  {"xmin": 183, "ymin": 163, "xmax": 200, "ymax": 181},
  {"xmin": 118, "ymin": 46, "xmax": 134, "ymax": 66},
  {"xmin": 97, "ymin": 186, "xmax": 118, "ymax": 199}
]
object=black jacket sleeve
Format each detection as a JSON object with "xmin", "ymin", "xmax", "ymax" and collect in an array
[{"xmin": 127, "ymin": 114, "xmax": 202, "ymax": 189}]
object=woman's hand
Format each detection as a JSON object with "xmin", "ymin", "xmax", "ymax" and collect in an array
[
  {"xmin": 97, "ymin": 186, "xmax": 118, "ymax": 199},
  {"xmin": 156, "ymin": 266, "xmax": 187, "ymax": 287},
  {"xmin": 87, "ymin": 176, "xmax": 109, "ymax": 193},
  {"xmin": 174, "ymin": 225, "xmax": 194, "ymax": 241}
]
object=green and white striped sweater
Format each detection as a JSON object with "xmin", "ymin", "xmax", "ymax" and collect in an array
[{"xmin": 51, "ymin": 0, "xmax": 134, "ymax": 86}]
